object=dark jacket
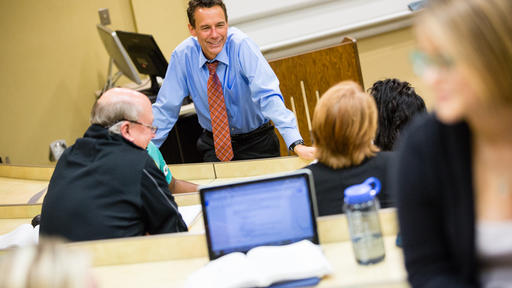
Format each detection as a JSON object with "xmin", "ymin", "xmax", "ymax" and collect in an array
[
  {"xmin": 305, "ymin": 151, "xmax": 395, "ymax": 216},
  {"xmin": 394, "ymin": 113, "xmax": 477, "ymax": 287},
  {"xmin": 40, "ymin": 125, "xmax": 187, "ymax": 242}
]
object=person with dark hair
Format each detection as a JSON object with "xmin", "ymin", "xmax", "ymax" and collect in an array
[
  {"xmin": 152, "ymin": 0, "xmax": 315, "ymax": 162},
  {"xmin": 393, "ymin": 0, "xmax": 512, "ymax": 286},
  {"xmin": 40, "ymin": 88, "xmax": 188, "ymax": 242},
  {"xmin": 186, "ymin": 0, "xmax": 228, "ymax": 29},
  {"xmin": 305, "ymin": 81, "xmax": 394, "ymax": 216},
  {"xmin": 368, "ymin": 79, "xmax": 426, "ymax": 151}
]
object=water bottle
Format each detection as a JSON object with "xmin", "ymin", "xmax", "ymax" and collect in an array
[{"xmin": 343, "ymin": 177, "xmax": 386, "ymax": 265}]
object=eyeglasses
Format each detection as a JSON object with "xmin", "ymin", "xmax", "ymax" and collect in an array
[
  {"xmin": 410, "ymin": 50, "xmax": 455, "ymax": 76},
  {"xmin": 124, "ymin": 119, "xmax": 158, "ymax": 134}
]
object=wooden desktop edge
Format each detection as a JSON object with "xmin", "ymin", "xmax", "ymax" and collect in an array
[
  {"xmin": 0, "ymin": 193, "xmax": 201, "ymax": 219},
  {"xmin": 65, "ymin": 208, "xmax": 398, "ymax": 267},
  {"xmin": 0, "ymin": 156, "xmax": 309, "ymax": 183},
  {"xmin": 0, "ymin": 156, "xmax": 310, "ymax": 216},
  {"xmin": 0, "ymin": 159, "xmax": 400, "ymax": 267}
]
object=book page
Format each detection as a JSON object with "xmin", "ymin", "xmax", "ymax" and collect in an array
[
  {"xmin": 248, "ymin": 240, "xmax": 332, "ymax": 286},
  {"xmin": 184, "ymin": 240, "xmax": 332, "ymax": 288},
  {"xmin": 185, "ymin": 252, "xmax": 261, "ymax": 288}
]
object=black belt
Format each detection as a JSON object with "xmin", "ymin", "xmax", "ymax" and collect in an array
[{"xmin": 203, "ymin": 122, "xmax": 274, "ymax": 141}]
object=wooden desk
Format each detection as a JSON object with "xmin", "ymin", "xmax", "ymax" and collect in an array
[
  {"xmin": 0, "ymin": 177, "xmax": 48, "ymax": 205},
  {"xmin": 0, "ymin": 160, "xmax": 407, "ymax": 287},
  {"xmin": 0, "ymin": 163, "xmax": 214, "ymax": 206},
  {"xmin": 173, "ymin": 193, "xmax": 201, "ymax": 207},
  {"xmin": 0, "ymin": 165, "xmax": 53, "ymax": 180},
  {"xmin": 213, "ymin": 156, "xmax": 311, "ymax": 178},
  {"xmin": 166, "ymin": 208, "xmax": 398, "ymax": 244},
  {"xmin": 0, "ymin": 196, "xmax": 197, "ymax": 219},
  {"xmin": 63, "ymin": 209, "xmax": 397, "ymax": 265},
  {"xmin": 0, "ymin": 162, "xmax": 213, "ymax": 218},
  {"xmin": 69, "ymin": 209, "xmax": 404, "ymax": 287},
  {"xmin": 0, "ymin": 203, "xmax": 202, "ymax": 241},
  {"xmin": 91, "ymin": 236, "xmax": 407, "ymax": 288},
  {"xmin": 167, "ymin": 162, "xmax": 215, "ymax": 181},
  {"xmin": 0, "ymin": 157, "xmax": 308, "ymax": 207},
  {"xmin": 0, "ymin": 218, "xmax": 32, "ymax": 234}
]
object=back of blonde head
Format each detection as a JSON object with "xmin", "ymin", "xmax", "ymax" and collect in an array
[
  {"xmin": 0, "ymin": 239, "xmax": 92, "ymax": 288},
  {"xmin": 418, "ymin": 0, "xmax": 512, "ymax": 105},
  {"xmin": 312, "ymin": 81, "xmax": 379, "ymax": 169}
]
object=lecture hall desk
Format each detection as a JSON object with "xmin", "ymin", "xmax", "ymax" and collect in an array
[
  {"xmin": 0, "ymin": 157, "xmax": 309, "ymax": 236},
  {"xmin": 79, "ymin": 209, "xmax": 407, "ymax": 287},
  {"xmin": 1, "ymin": 159, "xmax": 408, "ymax": 287},
  {"xmin": 0, "ymin": 156, "xmax": 309, "ymax": 205}
]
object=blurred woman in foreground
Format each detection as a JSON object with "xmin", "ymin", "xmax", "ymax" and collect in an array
[{"xmin": 394, "ymin": 0, "xmax": 512, "ymax": 286}]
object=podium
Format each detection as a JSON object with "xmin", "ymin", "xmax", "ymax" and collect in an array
[{"xmin": 268, "ymin": 37, "xmax": 364, "ymax": 156}]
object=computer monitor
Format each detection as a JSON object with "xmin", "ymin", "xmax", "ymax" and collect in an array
[
  {"xmin": 96, "ymin": 24, "xmax": 142, "ymax": 86},
  {"xmin": 116, "ymin": 30, "xmax": 168, "ymax": 96}
]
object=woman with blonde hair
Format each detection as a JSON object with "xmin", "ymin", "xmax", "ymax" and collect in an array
[
  {"xmin": 394, "ymin": 0, "xmax": 512, "ymax": 286},
  {"xmin": 305, "ymin": 80, "xmax": 394, "ymax": 216},
  {"xmin": 0, "ymin": 239, "xmax": 96, "ymax": 288}
]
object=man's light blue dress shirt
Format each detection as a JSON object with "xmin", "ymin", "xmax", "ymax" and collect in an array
[{"xmin": 152, "ymin": 27, "xmax": 302, "ymax": 148}]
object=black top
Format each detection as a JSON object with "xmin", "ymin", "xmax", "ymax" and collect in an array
[
  {"xmin": 305, "ymin": 151, "xmax": 395, "ymax": 216},
  {"xmin": 393, "ymin": 113, "xmax": 477, "ymax": 287},
  {"xmin": 40, "ymin": 125, "xmax": 187, "ymax": 242}
]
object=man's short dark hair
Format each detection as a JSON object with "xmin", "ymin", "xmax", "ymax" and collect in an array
[
  {"xmin": 368, "ymin": 78, "xmax": 426, "ymax": 151},
  {"xmin": 187, "ymin": 0, "xmax": 228, "ymax": 28}
]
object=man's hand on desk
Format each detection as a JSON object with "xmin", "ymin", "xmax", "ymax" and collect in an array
[{"xmin": 294, "ymin": 145, "xmax": 316, "ymax": 160}]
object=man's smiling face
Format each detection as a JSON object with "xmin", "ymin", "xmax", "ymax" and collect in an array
[{"xmin": 188, "ymin": 5, "xmax": 228, "ymax": 60}]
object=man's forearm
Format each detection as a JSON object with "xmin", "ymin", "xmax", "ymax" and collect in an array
[{"xmin": 171, "ymin": 179, "xmax": 198, "ymax": 194}]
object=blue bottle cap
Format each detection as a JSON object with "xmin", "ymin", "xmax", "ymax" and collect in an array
[{"xmin": 344, "ymin": 177, "xmax": 381, "ymax": 205}]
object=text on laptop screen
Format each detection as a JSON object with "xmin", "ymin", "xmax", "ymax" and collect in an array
[{"xmin": 202, "ymin": 173, "xmax": 317, "ymax": 259}]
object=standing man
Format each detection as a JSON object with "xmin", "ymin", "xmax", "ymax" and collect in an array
[
  {"xmin": 152, "ymin": 0, "xmax": 315, "ymax": 162},
  {"xmin": 40, "ymin": 88, "xmax": 188, "ymax": 242}
]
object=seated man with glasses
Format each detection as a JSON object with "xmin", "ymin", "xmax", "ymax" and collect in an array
[{"xmin": 40, "ymin": 88, "xmax": 189, "ymax": 242}]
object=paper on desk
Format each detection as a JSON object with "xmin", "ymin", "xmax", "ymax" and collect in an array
[
  {"xmin": 178, "ymin": 204, "xmax": 202, "ymax": 228},
  {"xmin": 0, "ymin": 224, "xmax": 39, "ymax": 250}
]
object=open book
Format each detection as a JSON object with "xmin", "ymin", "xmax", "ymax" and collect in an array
[
  {"xmin": 185, "ymin": 240, "xmax": 332, "ymax": 288},
  {"xmin": 0, "ymin": 224, "xmax": 39, "ymax": 250}
]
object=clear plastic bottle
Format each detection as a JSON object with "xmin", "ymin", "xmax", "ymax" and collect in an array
[{"xmin": 343, "ymin": 177, "xmax": 386, "ymax": 265}]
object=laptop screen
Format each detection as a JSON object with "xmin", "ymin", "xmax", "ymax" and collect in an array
[{"xmin": 200, "ymin": 169, "xmax": 319, "ymax": 260}]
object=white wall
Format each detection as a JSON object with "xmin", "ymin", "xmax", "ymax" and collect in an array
[{"xmin": 224, "ymin": 0, "xmax": 417, "ymax": 59}]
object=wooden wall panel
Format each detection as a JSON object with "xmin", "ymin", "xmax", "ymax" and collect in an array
[{"xmin": 269, "ymin": 38, "xmax": 364, "ymax": 155}]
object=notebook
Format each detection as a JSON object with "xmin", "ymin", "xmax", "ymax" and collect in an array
[{"xmin": 199, "ymin": 169, "xmax": 319, "ymax": 260}]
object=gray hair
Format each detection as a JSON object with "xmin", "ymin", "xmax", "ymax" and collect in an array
[
  {"xmin": 107, "ymin": 122, "xmax": 124, "ymax": 134},
  {"xmin": 90, "ymin": 98, "xmax": 141, "ymax": 134}
]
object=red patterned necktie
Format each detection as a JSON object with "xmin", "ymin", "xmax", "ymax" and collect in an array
[{"xmin": 206, "ymin": 61, "xmax": 233, "ymax": 161}]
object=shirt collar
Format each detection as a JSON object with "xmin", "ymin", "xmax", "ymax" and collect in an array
[{"xmin": 197, "ymin": 39, "xmax": 230, "ymax": 68}]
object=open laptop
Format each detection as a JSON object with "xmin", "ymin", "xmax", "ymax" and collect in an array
[{"xmin": 199, "ymin": 169, "xmax": 319, "ymax": 261}]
